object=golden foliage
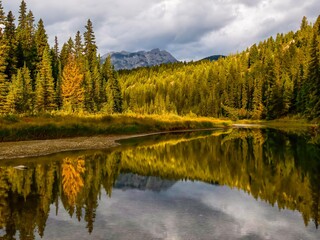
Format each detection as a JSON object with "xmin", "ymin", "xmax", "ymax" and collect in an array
[
  {"xmin": 62, "ymin": 156, "xmax": 86, "ymax": 206},
  {"xmin": 62, "ymin": 56, "xmax": 84, "ymax": 111}
]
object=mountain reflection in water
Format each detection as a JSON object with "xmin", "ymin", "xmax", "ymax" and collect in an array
[{"xmin": 0, "ymin": 128, "xmax": 319, "ymax": 239}]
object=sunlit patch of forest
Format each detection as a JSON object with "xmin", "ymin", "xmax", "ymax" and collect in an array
[{"xmin": 0, "ymin": 1, "xmax": 319, "ymax": 137}]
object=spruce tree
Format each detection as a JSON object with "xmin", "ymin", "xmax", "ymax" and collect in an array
[
  {"xmin": 35, "ymin": 19, "xmax": 49, "ymax": 65},
  {"xmin": 0, "ymin": 42, "xmax": 8, "ymax": 114},
  {"xmin": 0, "ymin": 0, "xmax": 5, "ymax": 35},
  {"xmin": 36, "ymin": 47, "xmax": 56, "ymax": 112},
  {"xmin": 306, "ymin": 16, "xmax": 320, "ymax": 118},
  {"xmin": 60, "ymin": 38, "xmax": 74, "ymax": 70},
  {"xmin": 83, "ymin": 19, "xmax": 97, "ymax": 71},
  {"xmin": 4, "ymin": 11, "xmax": 17, "ymax": 80}
]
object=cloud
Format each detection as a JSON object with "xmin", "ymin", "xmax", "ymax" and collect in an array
[
  {"xmin": 2, "ymin": 0, "xmax": 320, "ymax": 60},
  {"xmin": 45, "ymin": 181, "xmax": 319, "ymax": 239}
]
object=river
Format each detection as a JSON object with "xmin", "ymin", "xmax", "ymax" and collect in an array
[{"xmin": 0, "ymin": 128, "xmax": 319, "ymax": 239}]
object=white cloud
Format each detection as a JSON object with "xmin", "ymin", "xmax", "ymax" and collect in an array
[{"xmin": 2, "ymin": 0, "xmax": 319, "ymax": 60}]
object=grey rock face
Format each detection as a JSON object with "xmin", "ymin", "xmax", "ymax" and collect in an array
[
  {"xmin": 115, "ymin": 173, "xmax": 176, "ymax": 192},
  {"xmin": 102, "ymin": 48, "xmax": 178, "ymax": 70}
]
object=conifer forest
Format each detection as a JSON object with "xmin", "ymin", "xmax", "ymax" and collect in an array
[{"xmin": 0, "ymin": 1, "xmax": 319, "ymax": 121}]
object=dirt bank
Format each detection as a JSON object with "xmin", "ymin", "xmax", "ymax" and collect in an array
[{"xmin": 0, "ymin": 134, "xmax": 149, "ymax": 160}]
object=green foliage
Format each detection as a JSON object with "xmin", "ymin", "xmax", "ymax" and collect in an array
[
  {"xmin": 0, "ymin": 113, "xmax": 230, "ymax": 141},
  {"xmin": 0, "ymin": 1, "xmax": 318, "ymax": 122},
  {"xmin": 36, "ymin": 47, "xmax": 56, "ymax": 112},
  {"xmin": 118, "ymin": 16, "xmax": 320, "ymax": 120}
]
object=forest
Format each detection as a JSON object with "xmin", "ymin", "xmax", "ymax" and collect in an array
[
  {"xmin": 0, "ymin": 0, "xmax": 319, "ymax": 121},
  {"xmin": 0, "ymin": 0, "xmax": 122, "ymax": 116},
  {"xmin": 119, "ymin": 16, "xmax": 320, "ymax": 120}
]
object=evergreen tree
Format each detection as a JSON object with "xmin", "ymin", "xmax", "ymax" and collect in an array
[
  {"xmin": 35, "ymin": 19, "xmax": 49, "ymax": 65},
  {"xmin": 3, "ymin": 11, "xmax": 17, "ymax": 80},
  {"xmin": 83, "ymin": 19, "xmax": 97, "ymax": 71},
  {"xmin": 55, "ymin": 61, "xmax": 63, "ymax": 109},
  {"xmin": 107, "ymin": 68, "xmax": 122, "ymax": 113},
  {"xmin": 0, "ymin": 41, "xmax": 8, "ymax": 114},
  {"xmin": 60, "ymin": 38, "xmax": 74, "ymax": 70},
  {"xmin": 51, "ymin": 36, "xmax": 60, "ymax": 84},
  {"xmin": 16, "ymin": 3, "xmax": 36, "ymax": 75},
  {"xmin": 0, "ymin": 0, "xmax": 5, "ymax": 35},
  {"xmin": 306, "ymin": 16, "xmax": 320, "ymax": 118},
  {"xmin": 74, "ymin": 31, "xmax": 84, "ymax": 59},
  {"xmin": 35, "ymin": 47, "xmax": 56, "ymax": 112},
  {"xmin": 83, "ymin": 63, "xmax": 95, "ymax": 112}
]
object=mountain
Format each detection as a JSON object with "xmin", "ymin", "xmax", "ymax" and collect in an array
[
  {"xmin": 200, "ymin": 55, "xmax": 225, "ymax": 61},
  {"xmin": 115, "ymin": 173, "xmax": 176, "ymax": 192},
  {"xmin": 102, "ymin": 48, "xmax": 178, "ymax": 70}
]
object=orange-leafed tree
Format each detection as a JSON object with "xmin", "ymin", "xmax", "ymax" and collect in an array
[
  {"xmin": 62, "ymin": 156, "xmax": 86, "ymax": 206},
  {"xmin": 62, "ymin": 55, "xmax": 84, "ymax": 112}
]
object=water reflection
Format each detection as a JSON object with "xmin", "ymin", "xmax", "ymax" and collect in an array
[{"xmin": 0, "ymin": 128, "xmax": 319, "ymax": 239}]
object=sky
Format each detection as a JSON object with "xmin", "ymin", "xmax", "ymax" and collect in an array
[
  {"xmin": 2, "ymin": 0, "xmax": 320, "ymax": 60},
  {"xmin": 45, "ymin": 182, "xmax": 319, "ymax": 239}
]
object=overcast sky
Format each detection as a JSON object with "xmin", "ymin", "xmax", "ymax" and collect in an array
[{"xmin": 2, "ymin": 0, "xmax": 320, "ymax": 60}]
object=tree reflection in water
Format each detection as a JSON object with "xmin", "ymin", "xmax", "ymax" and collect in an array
[{"xmin": 0, "ymin": 128, "xmax": 319, "ymax": 238}]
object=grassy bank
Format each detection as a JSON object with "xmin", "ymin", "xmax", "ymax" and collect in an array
[
  {"xmin": 0, "ymin": 113, "xmax": 231, "ymax": 142},
  {"xmin": 234, "ymin": 117, "xmax": 319, "ymax": 136}
]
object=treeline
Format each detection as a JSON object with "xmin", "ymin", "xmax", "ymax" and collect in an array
[
  {"xmin": 119, "ymin": 16, "xmax": 320, "ymax": 120},
  {"xmin": 0, "ymin": 0, "xmax": 319, "ymax": 120},
  {"xmin": 0, "ymin": 0, "xmax": 122, "ymax": 115}
]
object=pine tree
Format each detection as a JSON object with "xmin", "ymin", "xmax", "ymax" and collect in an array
[
  {"xmin": 5, "ymin": 70, "xmax": 24, "ymax": 113},
  {"xmin": 16, "ymin": 3, "xmax": 36, "ymax": 75},
  {"xmin": 60, "ymin": 38, "xmax": 74, "ymax": 70},
  {"xmin": 21, "ymin": 64, "xmax": 34, "ymax": 112},
  {"xmin": 0, "ymin": 42, "xmax": 8, "ymax": 114},
  {"xmin": 36, "ymin": 47, "xmax": 56, "ymax": 112},
  {"xmin": 305, "ymin": 16, "xmax": 320, "ymax": 118},
  {"xmin": 83, "ymin": 19, "xmax": 97, "ymax": 71},
  {"xmin": 0, "ymin": 0, "xmax": 5, "ymax": 36},
  {"xmin": 5, "ymin": 74, "xmax": 18, "ymax": 113},
  {"xmin": 55, "ymin": 61, "xmax": 63, "ymax": 109},
  {"xmin": 74, "ymin": 31, "xmax": 83, "ymax": 59},
  {"xmin": 51, "ymin": 36, "xmax": 60, "ymax": 84},
  {"xmin": 83, "ymin": 63, "xmax": 95, "ymax": 112},
  {"xmin": 3, "ymin": 11, "xmax": 17, "ymax": 80},
  {"xmin": 108, "ymin": 68, "xmax": 122, "ymax": 113},
  {"xmin": 92, "ymin": 64, "xmax": 103, "ymax": 110},
  {"xmin": 35, "ymin": 19, "xmax": 48, "ymax": 65}
]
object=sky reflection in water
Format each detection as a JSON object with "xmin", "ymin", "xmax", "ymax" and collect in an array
[{"xmin": 0, "ymin": 128, "xmax": 319, "ymax": 239}]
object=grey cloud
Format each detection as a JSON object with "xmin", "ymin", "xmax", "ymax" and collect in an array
[
  {"xmin": 2, "ymin": 0, "xmax": 320, "ymax": 60},
  {"xmin": 44, "ymin": 181, "xmax": 319, "ymax": 239},
  {"xmin": 236, "ymin": 0, "xmax": 263, "ymax": 7}
]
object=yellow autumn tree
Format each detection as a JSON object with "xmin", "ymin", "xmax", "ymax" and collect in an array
[
  {"xmin": 62, "ymin": 156, "xmax": 86, "ymax": 206},
  {"xmin": 62, "ymin": 55, "xmax": 84, "ymax": 112}
]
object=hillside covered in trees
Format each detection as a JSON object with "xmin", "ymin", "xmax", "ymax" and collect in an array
[
  {"xmin": 0, "ymin": 0, "xmax": 319, "ymax": 121},
  {"xmin": 0, "ymin": 0, "xmax": 122, "ymax": 115},
  {"xmin": 119, "ymin": 15, "xmax": 320, "ymax": 120}
]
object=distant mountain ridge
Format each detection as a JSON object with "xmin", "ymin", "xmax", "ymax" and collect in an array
[
  {"xmin": 102, "ymin": 48, "xmax": 178, "ymax": 70},
  {"xmin": 201, "ymin": 55, "xmax": 225, "ymax": 61}
]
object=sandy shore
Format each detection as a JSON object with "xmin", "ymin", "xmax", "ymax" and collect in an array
[{"xmin": 0, "ymin": 134, "xmax": 151, "ymax": 160}]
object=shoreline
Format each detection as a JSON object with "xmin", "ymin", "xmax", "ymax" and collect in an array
[
  {"xmin": 0, "ymin": 128, "xmax": 222, "ymax": 160},
  {"xmin": 1, "ymin": 122, "xmax": 317, "ymax": 160}
]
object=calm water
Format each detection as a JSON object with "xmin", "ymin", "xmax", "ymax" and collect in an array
[{"xmin": 0, "ymin": 128, "xmax": 320, "ymax": 239}]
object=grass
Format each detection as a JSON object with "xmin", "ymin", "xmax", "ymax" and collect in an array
[
  {"xmin": 0, "ymin": 113, "xmax": 232, "ymax": 142},
  {"xmin": 234, "ymin": 116, "xmax": 319, "ymax": 136}
]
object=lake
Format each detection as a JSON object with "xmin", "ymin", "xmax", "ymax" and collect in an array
[{"xmin": 0, "ymin": 127, "xmax": 319, "ymax": 239}]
